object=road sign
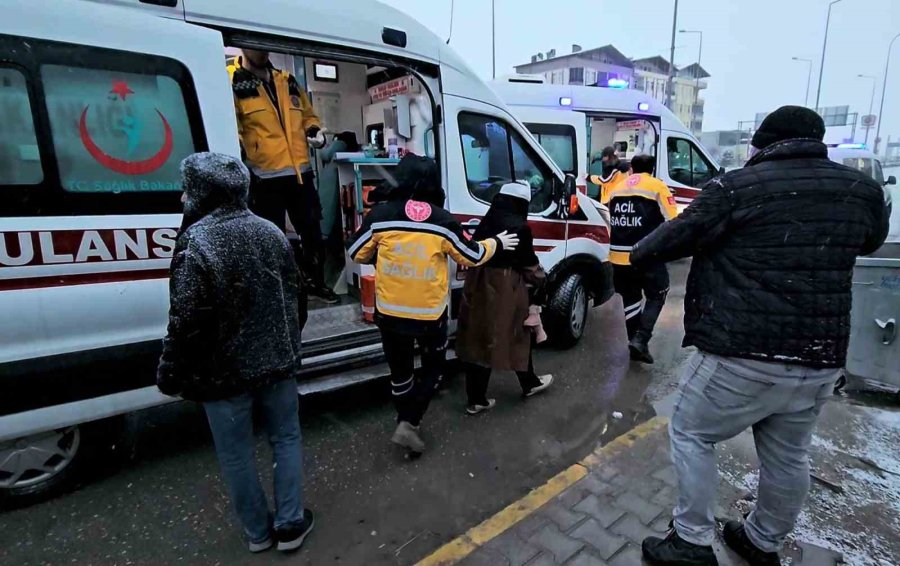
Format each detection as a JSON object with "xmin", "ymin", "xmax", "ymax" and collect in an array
[{"xmin": 861, "ymin": 114, "xmax": 877, "ymax": 129}]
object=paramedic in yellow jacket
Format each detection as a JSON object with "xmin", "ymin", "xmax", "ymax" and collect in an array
[
  {"xmin": 589, "ymin": 146, "xmax": 630, "ymax": 202},
  {"xmin": 347, "ymin": 155, "xmax": 518, "ymax": 454},
  {"xmin": 603, "ymin": 154, "xmax": 677, "ymax": 365},
  {"xmin": 228, "ymin": 49, "xmax": 338, "ymax": 303}
]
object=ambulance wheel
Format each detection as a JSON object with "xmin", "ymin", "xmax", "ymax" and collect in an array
[
  {"xmin": 0, "ymin": 420, "xmax": 118, "ymax": 508},
  {"xmin": 546, "ymin": 273, "xmax": 588, "ymax": 348}
]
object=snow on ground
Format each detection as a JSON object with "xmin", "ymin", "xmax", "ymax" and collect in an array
[{"xmin": 718, "ymin": 394, "xmax": 900, "ymax": 566}]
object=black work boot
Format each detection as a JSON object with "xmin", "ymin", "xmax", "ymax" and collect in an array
[
  {"xmin": 628, "ymin": 334, "xmax": 654, "ymax": 364},
  {"xmin": 722, "ymin": 521, "xmax": 780, "ymax": 565},
  {"xmin": 642, "ymin": 528, "xmax": 718, "ymax": 565}
]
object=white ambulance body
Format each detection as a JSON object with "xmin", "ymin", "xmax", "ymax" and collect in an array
[
  {"xmin": 0, "ymin": 0, "xmax": 612, "ymax": 501},
  {"xmin": 490, "ymin": 77, "xmax": 721, "ymax": 211}
]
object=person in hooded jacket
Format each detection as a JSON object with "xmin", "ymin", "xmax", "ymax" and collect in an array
[
  {"xmin": 457, "ymin": 182, "xmax": 554, "ymax": 415},
  {"xmin": 157, "ymin": 152, "xmax": 313, "ymax": 554},
  {"xmin": 347, "ymin": 154, "xmax": 518, "ymax": 454}
]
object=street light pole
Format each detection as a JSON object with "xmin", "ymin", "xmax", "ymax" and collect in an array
[
  {"xmin": 814, "ymin": 0, "xmax": 843, "ymax": 111},
  {"xmin": 874, "ymin": 33, "xmax": 900, "ymax": 156},
  {"xmin": 857, "ymin": 74, "xmax": 877, "ymax": 147},
  {"xmin": 491, "ymin": 0, "xmax": 496, "ymax": 79},
  {"xmin": 665, "ymin": 0, "xmax": 679, "ymax": 110},
  {"xmin": 792, "ymin": 56, "xmax": 813, "ymax": 107},
  {"xmin": 679, "ymin": 30, "xmax": 703, "ymax": 133}
]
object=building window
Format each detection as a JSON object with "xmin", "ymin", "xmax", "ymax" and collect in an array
[{"xmin": 569, "ymin": 67, "xmax": 584, "ymax": 85}]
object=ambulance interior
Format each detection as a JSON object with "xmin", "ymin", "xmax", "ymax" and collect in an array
[
  {"xmin": 584, "ymin": 116, "xmax": 658, "ymax": 199},
  {"xmin": 224, "ymin": 48, "xmax": 436, "ymax": 335}
]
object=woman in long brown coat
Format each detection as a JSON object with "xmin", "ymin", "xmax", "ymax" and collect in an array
[{"xmin": 457, "ymin": 182, "xmax": 554, "ymax": 414}]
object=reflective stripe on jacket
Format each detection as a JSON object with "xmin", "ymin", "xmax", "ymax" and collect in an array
[
  {"xmin": 348, "ymin": 200, "xmax": 499, "ymax": 322},
  {"xmin": 227, "ymin": 57, "xmax": 322, "ymax": 181},
  {"xmin": 602, "ymin": 173, "xmax": 676, "ymax": 265}
]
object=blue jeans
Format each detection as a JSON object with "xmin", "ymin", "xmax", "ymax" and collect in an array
[
  {"xmin": 669, "ymin": 352, "xmax": 836, "ymax": 551},
  {"xmin": 203, "ymin": 378, "xmax": 304, "ymax": 543}
]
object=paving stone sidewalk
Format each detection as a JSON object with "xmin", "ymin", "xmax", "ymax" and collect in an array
[{"xmin": 457, "ymin": 418, "xmax": 843, "ymax": 566}]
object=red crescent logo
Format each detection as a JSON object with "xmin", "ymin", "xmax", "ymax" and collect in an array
[{"xmin": 79, "ymin": 107, "xmax": 174, "ymax": 175}]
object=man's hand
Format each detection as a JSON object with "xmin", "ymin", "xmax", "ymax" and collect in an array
[
  {"xmin": 307, "ymin": 130, "xmax": 326, "ymax": 149},
  {"xmin": 496, "ymin": 230, "xmax": 520, "ymax": 250}
]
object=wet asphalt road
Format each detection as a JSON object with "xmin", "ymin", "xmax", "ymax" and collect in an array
[{"xmin": 0, "ymin": 261, "xmax": 691, "ymax": 566}]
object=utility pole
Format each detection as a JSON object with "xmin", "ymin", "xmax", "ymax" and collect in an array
[
  {"xmin": 792, "ymin": 57, "xmax": 813, "ymax": 107},
  {"xmin": 874, "ymin": 33, "xmax": 900, "ymax": 156},
  {"xmin": 857, "ymin": 74, "xmax": 877, "ymax": 146},
  {"xmin": 814, "ymin": 0, "xmax": 843, "ymax": 111},
  {"xmin": 665, "ymin": 0, "xmax": 679, "ymax": 110},
  {"xmin": 492, "ymin": 0, "xmax": 496, "ymax": 79}
]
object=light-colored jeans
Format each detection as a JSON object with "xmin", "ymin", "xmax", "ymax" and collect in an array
[
  {"xmin": 204, "ymin": 378, "xmax": 304, "ymax": 544},
  {"xmin": 669, "ymin": 352, "xmax": 837, "ymax": 552}
]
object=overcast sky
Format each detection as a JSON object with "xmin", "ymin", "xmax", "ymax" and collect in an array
[{"xmin": 382, "ymin": 0, "xmax": 899, "ymax": 142}]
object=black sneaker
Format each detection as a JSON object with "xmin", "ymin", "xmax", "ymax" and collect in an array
[
  {"xmin": 642, "ymin": 528, "xmax": 718, "ymax": 565},
  {"xmin": 628, "ymin": 336, "xmax": 655, "ymax": 364},
  {"xmin": 722, "ymin": 520, "xmax": 780, "ymax": 565},
  {"xmin": 309, "ymin": 286, "xmax": 340, "ymax": 304},
  {"xmin": 275, "ymin": 509, "xmax": 315, "ymax": 552}
]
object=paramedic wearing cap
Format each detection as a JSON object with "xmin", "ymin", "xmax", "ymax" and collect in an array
[
  {"xmin": 604, "ymin": 154, "xmax": 676, "ymax": 364},
  {"xmin": 228, "ymin": 49, "xmax": 338, "ymax": 304},
  {"xmin": 347, "ymin": 155, "xmax": 519, "ymax": 455},
  {"xmin": 590, "ymin": 146, "xmax": 629, "ymax": 203}
]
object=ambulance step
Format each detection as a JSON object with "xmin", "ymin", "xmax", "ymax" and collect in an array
[
  {"xmin": 297, "ymin": 349, "xmax": 458, "ymax": 396},
  {"xmin": 302, "ymin": 303, "xmax": 376, "ymax": 345}
]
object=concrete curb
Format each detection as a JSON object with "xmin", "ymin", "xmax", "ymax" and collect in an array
[{"xmin": 416, "ymin": 416, "xmax": 670, "ymax": 565}]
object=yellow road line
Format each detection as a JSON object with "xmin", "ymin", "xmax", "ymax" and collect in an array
[{"xmin": 416, "ymin": 416, "xmax": 670, "ymax": 566}]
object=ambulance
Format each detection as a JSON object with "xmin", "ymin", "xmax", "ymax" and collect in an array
[
  {"xmin": 490, "ymin": 76, "xmax": 722, "ymax": 211},
  {"xmin": 0, "ymin": 0, "xmax": 613, "ymax": 501}
]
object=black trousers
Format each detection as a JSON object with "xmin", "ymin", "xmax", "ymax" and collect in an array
[
  {"xmin": 250, "ymin": 171, "xmax": 326, "ymax": 289},
  {"xmin": 380, "ymin": 328, "xmax": 447, "ymax": 426},
  {"xmin": 465, "ymin": 346, "xmax": 542, "ymax": 406},
  {"xmin": 613, "ymin": 263, "xmax": 670, "ymax": 341}
]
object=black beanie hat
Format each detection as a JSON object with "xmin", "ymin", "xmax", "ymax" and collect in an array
[{"xmin": 751, "ymin": 105, "xmax": 826, "ymax": 149}]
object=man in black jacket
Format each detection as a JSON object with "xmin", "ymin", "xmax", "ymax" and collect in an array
[
  {"xmin": 634, "ymin": 106, "xmax": 889, "ymax": 566},
  {"xmin": 157, "ymin": 153, "xmax": 313, "ymax": 554}
]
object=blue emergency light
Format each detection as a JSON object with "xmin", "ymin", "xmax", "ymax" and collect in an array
[
  {"xmin": 559, "ymin": 97, "xmax": 573, "ymax": 107},
  {"xmin": 607, "ymin": 78, "xmax": 628, "ymax": 89},
  {"xmin": 836, "ymin": 143, "xmax": 866, "ymax": 149}
]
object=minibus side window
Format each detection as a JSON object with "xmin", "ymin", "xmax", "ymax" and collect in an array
[
  {"xmin": 41, "ymin": 65, "xmax": 196, "ymax": 194},
  {"xmin": 0, "ymin": 68, "xmax": 43, "ymax": 185},
  {"xmin": 459, "ymin": 112, "xmax": 555, "ymax": 214}
]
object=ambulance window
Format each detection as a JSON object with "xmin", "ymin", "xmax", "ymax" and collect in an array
[
  {"xmin": 524, "ymin": 123, "xmax": 577, "ymax": 176},
  {"xmin": 667, "ymin": 137, "xmax": 715, "ymax": 187},
  {"xmin": 459, "ymin": 112, "xmax": 556, "ymax": 213},
  {"xmin": 0, "ymin": 68, "xmax": 43, "ymax": 185},
  {"xmin": 510, "ymin": 132, "xmax": 554, "ymax": 213},
  {"xmin": 41, "ymin": 65, "xmax": 196, "ymax": 193}
]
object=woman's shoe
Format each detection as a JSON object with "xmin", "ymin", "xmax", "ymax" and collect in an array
[
  {"xmin": 465, "ymin": 399, "xmax": 497, "ymax": 415},
  {"xmin": 391, "ymin": 421, "xmax": 425, "ymax": 453},
  {"xmin": 524, "ymin": 374, "xmax": 554, "ymax": 397}
]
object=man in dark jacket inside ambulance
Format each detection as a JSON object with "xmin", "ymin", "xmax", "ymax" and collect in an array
[
  {"xmin": 634, "ymin": 106, "xmax": 889, "ymax": 566},
  {"xmin": 157, "ymin": 152, "xmax": 313, "ymax": 554}
]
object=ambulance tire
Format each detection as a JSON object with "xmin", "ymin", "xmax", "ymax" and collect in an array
[
  {"xmin": 0, "ymin": 418, "xmax": 122, "ymax": 508},
  {"xmin": 546, "ymin": 273, "xmax": 589, "ymax": 348}
]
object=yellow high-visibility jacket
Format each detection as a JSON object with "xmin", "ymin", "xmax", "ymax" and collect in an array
[
  {"xmin": 602, "ymin": 173, "xmax": 677, "ymax": 265},
  {"xmin": 227, "ymin": 57, "xmax": 322, "ymax": 181},
  {"xmin": 348, "ymin": 199, "xmax": 498, "ymax": 321}
]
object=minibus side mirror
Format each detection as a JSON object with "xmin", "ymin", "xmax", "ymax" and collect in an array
[
  {"xmin": 719, "ymin": 167, "xmax": 726, "ymax": 175},
  {"xmin": 887, "ymin": 176, "xmax": 897, "ymax": 186},
  {"xmin": 560, "ymin": 174, "xmax": 579, "ymax": 217}
]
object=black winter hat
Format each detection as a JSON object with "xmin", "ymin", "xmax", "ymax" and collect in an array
[{"xmin": 751, "ymin": 105, "xmax": 826, "ymax": 149}]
